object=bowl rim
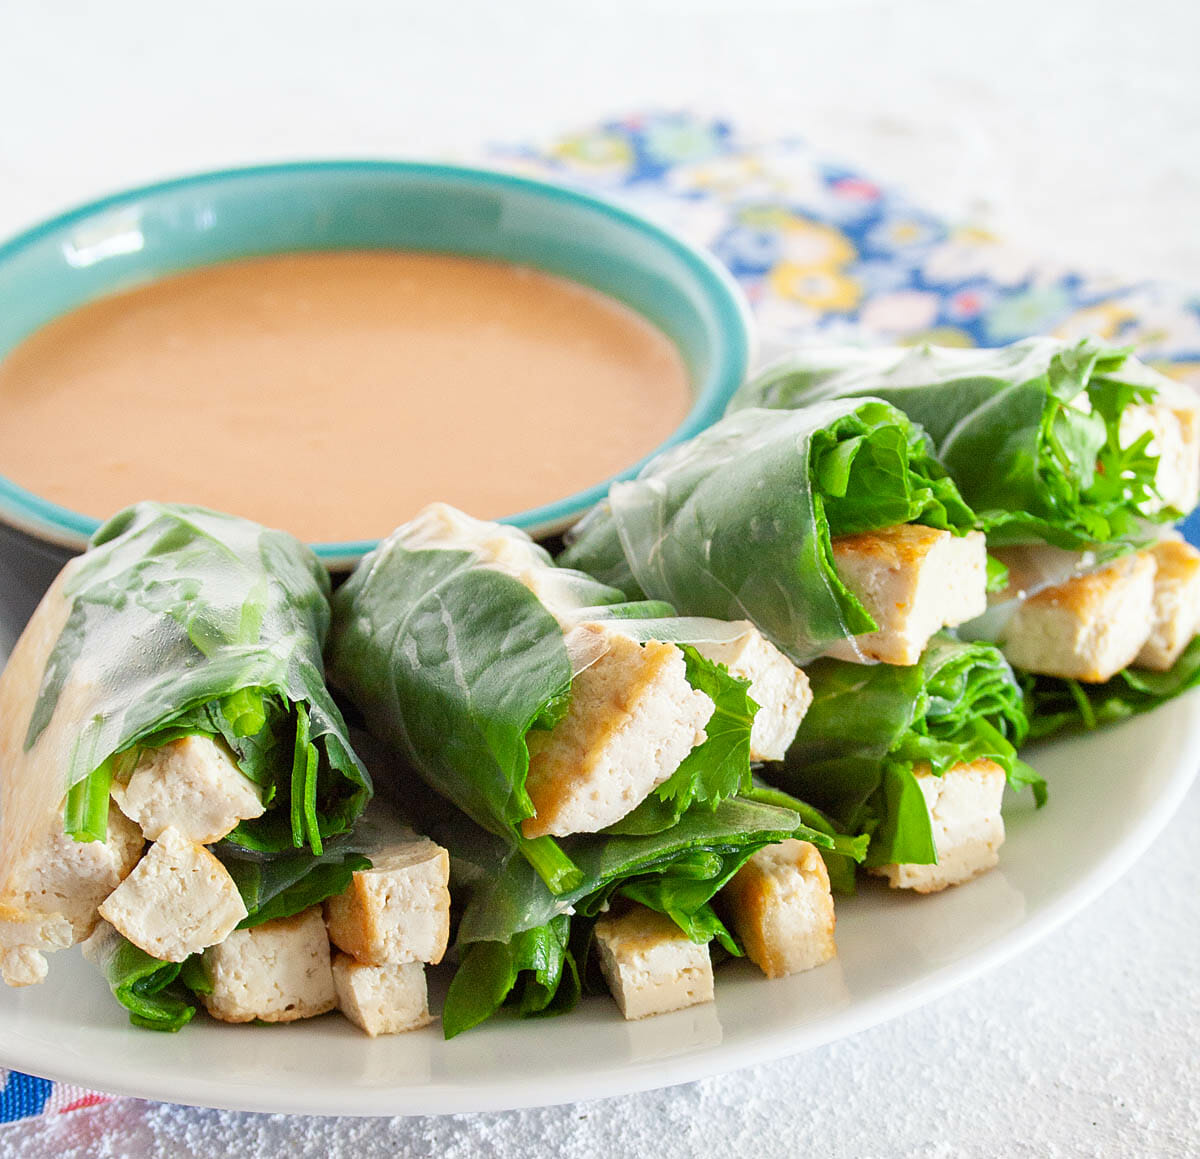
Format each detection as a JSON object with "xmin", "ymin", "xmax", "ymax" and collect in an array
[{"xmin": 0, "ymin": 158, "xmax": 753, "ymax": 563}]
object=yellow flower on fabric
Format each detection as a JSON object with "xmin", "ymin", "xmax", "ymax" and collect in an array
[
  {"xmin": 769, "ymin": 262, "xmax": 862, "ymax": 311},
  {"xmin": 1054, "ymin": 301, "xmax": 1139, "ymax": 343},
  {"xmin": 551, "ymin": 132, "xmax": 634, "ymax": 175},
  {"xmin": 1153, "ymin": 360, "xmax": 1200, "ymax": 389},
  {"xmin": 737, "ymin": 209, "xmax": 856, "ymax": 268}
]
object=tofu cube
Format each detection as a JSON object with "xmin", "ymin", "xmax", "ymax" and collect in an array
[
  {"xmin": 522, "ymin": 629, "xmax": 714, "ymax": 838},
  {"xmin": 202, "ymin": 906, "xmax": 336, "ymax": 1023},
  {"xmin": 324, "ymin": 835, "xmax": 450, "ymax": 966},
  {"xmin": 722, "ymin": 839, "xmax": 837, "ymax": 979},
  {"xmin": 111, "ymin": 735, "xmax": 265, "ymax": 844},
  {"xmin": 826, "ymin": 526, "xmax": 988, "ymax": 665},
  {"xmin": 874, "ymin": 758, "xmax": 1006, "ymax": 893},
  {"xmin": 19, "ymin": 803, "xmax": 144, "ymax": 941},
  {"xmin": 0, "ymin": 909, "xmax": 73, "ymax": 988},
  {"xmin": 1136, "ymin": 537, "xmax": 1200, "ymax": 671},
  {"xmin": 693, "ymin": 625, "xmax": 812, "ymax": 761},
  {"xmin": 593, "ymin": 904, "xmax": 714, "ymax": 1021},
  {"xmin": 332, "ymin": 953, "xmax": 431, "ymax": 1036},
  {"xmin": 98, "ymin": 826, "xmax": 247, "ymax": 961},
  {"xmin": 1121, "ymin": 399, "xmax": 1200, "ymax": 515},
  {"xmin": 1002, "ymin": 551, "xmax": 1156, "ymax": 681}
]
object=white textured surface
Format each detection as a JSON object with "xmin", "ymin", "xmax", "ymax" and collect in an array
[{"xmin": 0, "ymin": 0, "xmax": 1198, "ymax": 1153}]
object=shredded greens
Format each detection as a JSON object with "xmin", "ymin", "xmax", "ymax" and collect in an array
[
  {"xmin": 559, "ymin": 399, "xmax": 977, "ymax": 664},
  {"xmin": 735, "ymin": 337, "xmax": 1178, "ymax": 550}
]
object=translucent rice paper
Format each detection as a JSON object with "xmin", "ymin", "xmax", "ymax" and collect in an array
[
  {"xmin": 567, "ymin": 401, "xmax": 879, "ymax": 665},
  {"xmin": 329, "ymin": 505, "xmax": 764, "ymax": 849},
  {"xmin": 0, "ymin": 504, "xmax": 367, "ymax": 981},
  {"xmin": 735, "ymin": 336, "xmax": 1193, "ymax": 549}
]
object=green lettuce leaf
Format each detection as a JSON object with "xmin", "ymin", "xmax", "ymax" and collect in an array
[
  {"xmin": 443, "ymin": 915, "xmax": 580, "ymax": 1039},
  {"xmin": 735, "ymin": 337, "xmax": 1176, "ymax": 550},
  {"xmin": 559, "ymin": 400, "xmax": 976, "ymax": 664},
  {"xmin": 1023, "ymin": 635, "xmax": 1200, "ymax": 738},
  {"xmin": 603, "ymin": 645, "xmax": 757, "ymax": 835},
  {"xmin": 740, "ymin": 780, "xmax": 869, "ymax": 893},
  {"xmin": 36, "ymin": 503, "xmax": 370, "ymax": 852},
  {"xmin": 766, "ymin": 636, "xmax": 1042, "ymax": 869},
  {"xmin": 329, "ymin": 529, "xmax": 769, "ymax": 888},
  {"xmin": 85, "ymin": 932, "xmax": 197, "ymax": 1033}
]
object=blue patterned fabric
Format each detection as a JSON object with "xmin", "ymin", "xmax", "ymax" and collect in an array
[{"xmin": 0, "ymin": 1072, "xmax": 52, "ymax": 1122}]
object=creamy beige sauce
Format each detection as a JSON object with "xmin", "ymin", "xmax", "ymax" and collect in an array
[{"xmin": 0, "ymin": 252, "xmax": 692, "ymax": 543}]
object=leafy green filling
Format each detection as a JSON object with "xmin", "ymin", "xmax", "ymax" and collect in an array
[
  {"xmin": 735, "ymin": 338, "xmax": 1177, "ymax": 551},
  {"xmin": 560, "ymin": 400, "xmax": 978, "ymax": 664},
  {"xmin": 1023, "ymin": 635, "xmax": 1200, "ymax": 739},
  {"xmin": 768, "ymin": 636, "xmax": 1042, "ymax": 870}
]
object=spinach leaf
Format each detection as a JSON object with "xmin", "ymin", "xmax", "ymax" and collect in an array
[{"xmin": 32, "ymin": 503, "xmax": 369, "ymax": 851}]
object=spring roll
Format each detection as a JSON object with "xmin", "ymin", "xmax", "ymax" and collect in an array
[
  {"xmin": 736, "ymin": 336, "xmax": 1200, "ymax": 549},
  {"xmin": 1, "ymin": 503, "xmax": 371, "ymax": 1030},
  {"xmin": 559, "ymin": 401, "xmax": 985, "ymax": 667},
  {"xmin": 327, "ymin": 505, "xmax": 848, "ymax": 1034}
]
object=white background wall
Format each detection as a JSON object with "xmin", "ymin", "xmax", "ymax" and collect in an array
[{"xmin": 2, "ymin": 0, "xmax": 1198, "ymax": 283}]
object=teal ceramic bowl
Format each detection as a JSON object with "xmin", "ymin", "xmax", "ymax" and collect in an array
[{"xmin": 0, "ymin": 161, "xmax": 753, "ymax": 568}]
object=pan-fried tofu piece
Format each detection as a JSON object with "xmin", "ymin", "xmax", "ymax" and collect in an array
[
  {"xmin": 693, "ymin": 625, "xmax": 812, "ymax": 761},
  {"xmin": 332, "ymin": 953, "xmax": 431, "ymax": 1036},
  {"xmin": 826, "ymin": 526, "xmax": 988, "ymax": 666},
  {"xmin": 98, "ymin": 826, "xmax": 246, "ymax": 961},
  {"xmin": 874, "ymin": 758, "xmax": 1006, "ymax": 893},
  {"xmin": 593, "ymin": 904, "xmax": 714, "ymax": 1021},
  {"xmin": 1136, "ymin": 537, "xmax": 1200, "ymax": 671},
  {"xmin": 521, "ymin": 629, "xmax": 714, "ymax": 838},
  {"xmin": 324, "ymin": 835, "xmax": 450, "ymax": 966},
  {"xmin": 0, "ymin": 909, "xmax": 72, "ymax": 988},
  {"xmin": 13, "ymin": 804, "xmax": 143, "ymax": 945},
  {"xmin": 202, "ymin": 907, "xmax": 335, "ymax": 1024},
  {"xmin": 1001, "ymin": 551, "xmax": 1156, "ymax": 682},
  {"xmin": 110, "ymin": 735, "xmax": 264, "ymax": 844},
  {"xmin": 1122, "ymin": 398, "xmax": 1200, "ymax": 515},
  {"xmin": 722, "ymin": 839, "xmax": 836, "ymax": 979}
]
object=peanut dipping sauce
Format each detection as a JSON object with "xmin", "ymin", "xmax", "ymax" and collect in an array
[{"xmin": 0, "ymin": 251, "xmax": 692, "ymax": 544}]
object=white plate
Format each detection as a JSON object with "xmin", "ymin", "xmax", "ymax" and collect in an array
[{"xmin": 1, "ymin": 695, "xmax": 1197, "ymax": 1116}]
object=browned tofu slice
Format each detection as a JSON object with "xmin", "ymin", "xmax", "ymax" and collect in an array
[
  {"xmin": 1001, "ymin": 552, "xmax": 1156, "ymax": 682},
  {"xmin": 826, "ymin": 526, "xmax": 988, "ymax": 665},
  {"xmin": 522, "ymin": 629, "xmax": 714, "ymax": 839},
  {"xmin": 1136, "ymin": 537, "xmax": 1200, "ymax": 671},
  {"xmin": 324, "ymin": 834, "xmax": 450, "ymax": 966},
  {"xmin": 873, "ymin": 758, "xmax": 1005, "ymax": 894},
  {"xmin": 722, "ymin": 839, "xmax": 836, "ymax": 979}
]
